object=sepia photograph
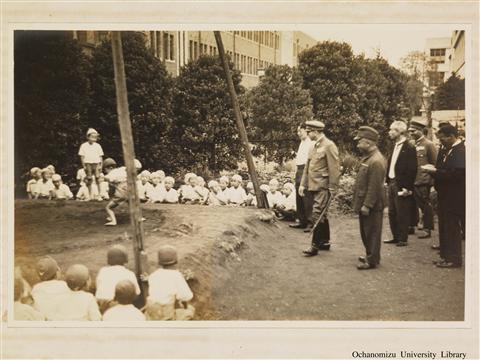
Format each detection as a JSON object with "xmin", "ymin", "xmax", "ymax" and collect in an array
[
  {"xmin": 1, "ymin": 1, "xmax": 479, "ymax": 359},
  {"xmin": 12, "ymin": 26, "xmax": 467, "ymax": 322}
]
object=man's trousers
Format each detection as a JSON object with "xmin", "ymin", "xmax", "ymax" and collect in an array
[
  {"xmin": 359, "ymin": 210, "xmax": 383, "ymax": 265},
  {"xmin": 387, "ymin": 181, "xmax": 414, "ymax": 243}
]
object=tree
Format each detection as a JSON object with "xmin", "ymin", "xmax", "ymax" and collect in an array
[
  {"xmin": 245, "ymin": 65, "xmax": 313, "ymax": 164},
  {"xmin": 171, "ymin": 55, "xmax": 244, "ymax": 175},
  {"xmin": 433, "ymin": 75, "xmax": 465, "ymax": 110},
  {"xmin": 298, "ymin": 41, "xmax": 364, "ymax": 151},
  {"xmin": 14, "ymin": 31, "xmax": 91, "ymax": 185},
  {"xmin": 87, "ymin": 31, "xmax": 175, "ymax": 172}
]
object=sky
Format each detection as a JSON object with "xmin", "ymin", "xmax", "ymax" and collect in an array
[{"xmin": 301, "ymin": 24, "xmax": 463, "ymax": 69}]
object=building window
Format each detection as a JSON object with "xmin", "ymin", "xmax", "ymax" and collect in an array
[
  {"xmin": 430, "ymin": 48, "xmax": 446, "ymax": 57},
  {"xmin": 163, "ymin": 33, "xmax": 174, "ymax": 61}
]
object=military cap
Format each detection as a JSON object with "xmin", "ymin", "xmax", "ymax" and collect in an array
[
  {"xmin": 354, "ymin": 126, "xmax": 379, "ymax": 142},
  {"xmin": 305, "ymin": 120, "xmax": 325, "ymax": 131},
  {"xmin": 408, "ymin": 119, "xmax": 427, "ymax": 131}
]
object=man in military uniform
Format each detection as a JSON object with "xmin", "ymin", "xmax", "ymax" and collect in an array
[
  {"xmin": 352, "ymin": 126, "xmax": 387, "ymax": 270},
  {"xmin": 408, "ymin": 119, "xmax": 438, "ymax": 239},
  {"xmin": 299, "ymin": 120, "xmax": 340, "ymax": 257}
]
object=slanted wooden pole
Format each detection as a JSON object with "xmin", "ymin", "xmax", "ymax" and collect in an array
[
  {"xmin": 214, "ymin": 31, "xmax": 267, "ymax": 208},
  {"xmin": 111, "ymin": 32, "xmax": 148, "ymax": 301}
]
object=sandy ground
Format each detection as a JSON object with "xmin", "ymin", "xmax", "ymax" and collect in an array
[{"xmin": 14, "ymin": 199, "xmax": 464, "ymax": 321}]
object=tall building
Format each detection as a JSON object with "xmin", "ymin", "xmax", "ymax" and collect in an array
[
  {"xmin": 449, "ymin": 30, "xmax": 465, "ymax": 79},
  {"xmin": 424, "ymin": 37, "xmax": 451, "ymax": 89},
  {"xmin": 71, "ymin": 30, "xmax": 317, "ymax": 88}
]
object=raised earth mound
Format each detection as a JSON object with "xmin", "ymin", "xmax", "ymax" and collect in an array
[{"xmin": 14, "ymin": 200, "xmax": 464, "ymax": 320}]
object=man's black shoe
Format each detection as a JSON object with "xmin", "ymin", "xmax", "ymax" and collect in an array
[
  {"xmin": 303, "ymin": 227, "xmax": 313, "ymax": 233},
  {"xmin": 358, "ymin": 256, "xmax": 366, "ymax": 263},
  {"xmin": 357, "ymin": 263, "xmax": 376, "ymax": 270},
  {"xmin": 396, "ymin": 241, "xmax": 408, "ymax": 247},
  {"xmin": 289, "ymin": 223, "xmax": 307, "ymax": 229},
  {"xmin": 302, "ymin": 247, "xmax": 318, "ymax": 257},
  {"xmin": 317, "ymin": 243, "xmax": 331, "ymax": 251},
  {"xmin": 383, "ymin": 239, "xmax": 399, "ymax": 244}
]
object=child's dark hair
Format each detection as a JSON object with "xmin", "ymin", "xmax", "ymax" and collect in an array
[{"xmin": 114, "ymin": 280, "xmax": 137, "ymax": 305}]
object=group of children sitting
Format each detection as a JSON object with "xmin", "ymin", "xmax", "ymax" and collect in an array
[
  {"xmin": 14, "ymin": 244, "xmax": 194, "ymax": 321},
  {"xmin": 25, "ymin": 165, "xmax": 297, "ymax": 216}
]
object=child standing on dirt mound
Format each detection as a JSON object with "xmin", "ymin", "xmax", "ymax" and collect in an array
[
  {"xmin": 145, "ymin": 245, "xmax": 195, "ymax": 321},
  {"xmin": 103, "ymin": 157, "xmax": 142, "ymax": 226},
  {"xmin": 102, "ymin": 280, "xmax": 146, "ymax": 321},
  {"xmin": 95, "ymin": 245, "xmax": 141, "ymax": 314},
  {"xmin": 51, "ymin": 264, "xmax": 101, "ymax": 321},
  {"xmin": 78, "ymin": 128, "xmax": 104, "ymax": 195}
]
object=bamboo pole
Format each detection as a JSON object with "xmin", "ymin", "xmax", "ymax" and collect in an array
[
  {"xmin": 111, "ymin": 32, "xmax": 148, "ymax": 301},
  {"xmin": 214, "ymin": 31, "xmax": 267, "ymax": 208}
]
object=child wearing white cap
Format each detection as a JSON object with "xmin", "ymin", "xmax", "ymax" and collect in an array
[
  {"xmin": 228, "ymin": 174, "xmax": 247, "ymax": 206},
  {"xmin": 50, "ymin": 264, "xmax": 101, "ymax": 321},
  {"xmin": 35, "ymin": 168, "xmax": 55, "ymax": 199},
  {"xmin": 179, "ymin": 173, "xmax": 200, "ymax": 204},
  {"xmin": 266, "ymin": 179, "xmax": 284, "ymax": 209},
  {"xmin": 137, "ymin": 170, "xmax": 152, "ymax": 202},
  {"xmin": 206, "ymin": 180, "xmax": 228, "ymax": 206},
  {"xmin": 51, "ymin": 174, "xmax": 74, "ymax": 200},
  {"xmin": 162, "ymin": 177, "xmax": 179, "ymax": 203},
  {"xmin": 147, "ymin": 171, "xmax": 166, "ymax": 203},
  {"xmin": 26, "ymin": 167, "xmax": 41, "ymax": 199},
  {"xmin": 275, "ymin": 182, "xmax": 297, "ymax": 221},
  {"xmin": 145, "ymin": 245, "xmax": 194, "ymax": 320},
  {"xmin": 218, "ymin": 176, "xmax": 231, "ymax": 204},
  {"xmin": 78, "ymin": 128, "xmax": 104, "ymax": 194}
]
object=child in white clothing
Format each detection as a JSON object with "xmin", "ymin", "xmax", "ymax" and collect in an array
[
  {"xmin": 148, "ymin": 171, "xmax": 166, "ymax": 203},
  {"xmin": 95, "ymin": 245, "xmax": 140, "ymax": 314},
  {"xmin": 26, "ymin": 167, "xmax": 41, "ymax": 199},
  {"xmin": 35, "ymin": 168, "xmax": 55, "ymax": 199},
  {"xmin": 245, "ymin": 182, "xmax": 256, "ymax": 206},
  {"xmin": 267, "ymin": 179, "xmax": 284, "ymax": 209},
  {"xmin": 163, "ymin": 177, "xmax": 179, "ymax": 203},
  {"xmin": 78, "ymin": 128, "xmax": 104, "ymax": 194},
  {"xmin": 228, "ymin": 174, "xmax": 247, "ymax": 206},
  {"xmin": 195, "ymin": 176, "xmax": 209, "ymax": 204},
  {"xmin": 145, "ymin": 245, "xmax": 194, "ymax": 321},
  {"xmin": 275, "ymin": 182, "xmax": 297, "ymax": 221},
  {"xmin": 102, "ymin": 280, "xmax": 145, "ymax": 321},
  {"xmin": 207, "ymin": 180, "xmax": 228, "ymax": 206},
  {"xmin": 218, "ymin": 176, "xmax": 231, "ymax": 204},
  {"xmin": 98, "ymin": 173, "xmax": 110, "ymax": 200},
  {"xmin": 137, "ymin": 170, "xmax": 152, "ymax": 202},
  {"xmin": 179, "ymin": 173, "xmax": 200, "ymax": 204},
  {"xmin": 52, "ymin": 174, "xmax": 74, "ymax": 200}
]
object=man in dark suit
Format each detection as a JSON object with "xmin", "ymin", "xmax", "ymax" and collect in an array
[
  {"xmin": 299, "ymin": 120, "xmax": 340, "ymax": 257},
  {"xmin": 423, "ymin": 124, "xmax": 465, "ymax": 268},
  {"xmin": 384, "ymin": 121, "xmax": 417, "ymax": 247},
  {"xmin": 352, "ymin": 126, "xmax": 387, "ymax": 270},
  {"xmin": 408, "ymin": 119, "xmax": 438, "ymax": 239}
]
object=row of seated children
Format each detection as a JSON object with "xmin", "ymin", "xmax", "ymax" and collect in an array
[
  {"xmin": 14, "ymin": 244, "xmax": 194, "ymax": 321},
  {"xmin": 27, "ymin": 166, "xmax": 75, "ymax": 200}
]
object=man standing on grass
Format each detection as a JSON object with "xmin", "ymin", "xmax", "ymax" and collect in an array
[
  {"xmin": 352, "ymin": 126, "xmax": 387, "ymax": 270},
  {"xmin": 383, "ymin": 121, "xmax": 417, "ymax": 247},
  {"xmin": 299, "ymin": 120, "xmax": 340, "ymax": 257},
  {"xmin": 290, "ymin": 124, "xmax": 314, "ymax": 230}
]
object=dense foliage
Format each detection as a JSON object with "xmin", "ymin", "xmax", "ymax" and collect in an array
[
  {"xmin": 171, "ymin": 55, "xmax": 245, "ymax": 175},
  {"xmin": 14, "ymin": 31, "xmax": 91, "ymax": 181},
  {"xmin": 433, "ymin": 75, "xmax": 465, "ymax": 110},
  {"xmin": 245, "ymin": 65, "xmax": 314, "ymax": 164},
  {"xmin": 87, "ymin": 32, "xmax": 175, "ymax": 172}
]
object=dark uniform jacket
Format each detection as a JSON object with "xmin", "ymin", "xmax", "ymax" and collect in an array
[
  {"xmin": 387, "ymin": 140, "xmax": 417, "ymax": 191},
  {"xmin": 300, "ymin": 135, "xmax": 340, "ymax": 192},
  {"xmin": 353, "ymin": 149, "xmax": 387, "ymax": 213},
  {"xmin": 433, "ymin": 141, "xmax": 465, "ymax": 216},
  {"xmin": 414, "ymin": 136, "xmax": 438, "ymax": 186}
]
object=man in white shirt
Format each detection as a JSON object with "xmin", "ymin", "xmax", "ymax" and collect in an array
[
  {"xmin": 290, "ymin": 124, "xmax": 314, "ymax": 229},
  {"xmin": 384, "ymin": 121, "xmax": 417, "ymax": 247}
]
